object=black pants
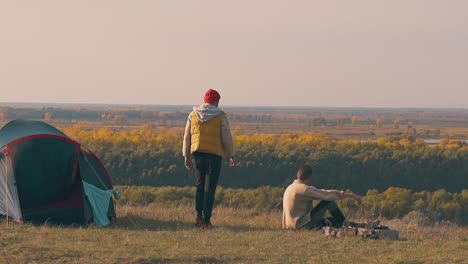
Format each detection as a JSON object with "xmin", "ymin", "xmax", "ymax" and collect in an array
[
  {"xmin": 308, "ymin": 201, "xmax": 346, "ymax": 229},
  {"xmin": 193, "ymin": 152, "xmax": 222, "ymax": 224}
]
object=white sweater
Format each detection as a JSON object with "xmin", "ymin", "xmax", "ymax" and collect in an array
[{"xmin": 282, "ymin": 180, "xmax": 343, "ymax": 229}]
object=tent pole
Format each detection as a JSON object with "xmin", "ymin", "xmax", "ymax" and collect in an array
[{"xmin": 83, "ymin": 154, "xmax": 109, "ymax": 190}]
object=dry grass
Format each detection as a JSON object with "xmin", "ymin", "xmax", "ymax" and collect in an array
[{"xmin": 1, "ymin": 205, "xmax": 467, "ymax": 264}]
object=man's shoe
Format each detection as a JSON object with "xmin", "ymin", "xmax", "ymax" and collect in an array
[{"xmin": 196, "ymin": 216, "xmax": 205, "ymax": 227}]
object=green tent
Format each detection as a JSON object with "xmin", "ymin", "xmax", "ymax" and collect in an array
[{"xmin": 0, "ymin": 120, "xmax": 118, "ymax": 226}]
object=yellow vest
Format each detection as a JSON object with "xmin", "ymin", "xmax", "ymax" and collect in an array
[{"xmin": 190, "ymin": 111, "xmax": 227, "ymax": 157}]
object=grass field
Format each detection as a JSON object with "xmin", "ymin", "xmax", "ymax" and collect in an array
[{"xmin": 1, "ymin": 205, "xmax": 467, "ymax": 264}]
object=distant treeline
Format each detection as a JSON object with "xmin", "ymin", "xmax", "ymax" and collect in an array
[
  {"xmin": 118, "ymin": 185, "xmax": 468, "ymax": 225},
  {"xmin": 0, "ymin": 106, "xmax": 455, "ymax": 132},
  {"xmin": 0, "ymin": 106, "xmax": 187, "ymax": 123},
  {"xmin": 62, "ymin": 126, "xmax": 468, "ymax": 193}
]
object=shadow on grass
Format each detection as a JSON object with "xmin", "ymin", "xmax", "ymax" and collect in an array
[
  {"xmin": 133, "ymin": 257, "xmax": 254, "ymax": 264},
  {"xmin": 113, "ymin": 215, "xmax": 276, "ymax": 232}
]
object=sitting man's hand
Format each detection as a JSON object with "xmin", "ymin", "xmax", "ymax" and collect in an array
[
  {"xmin": 345, "ymin": 191, "xmax": 362, "ymax": 205},
  {"xmin": 355, "ymin": 195, "xmax": 363, "ymax": 205}
]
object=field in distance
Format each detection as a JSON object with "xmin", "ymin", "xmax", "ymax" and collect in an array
[{"xmin": 1, "ymin": 104, "xmax": 468, "ymax": 139}]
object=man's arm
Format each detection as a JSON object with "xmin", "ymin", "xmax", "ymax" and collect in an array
[
  {"xmin": 343, "ymin": 191, "xmax": 362, "ymax": 204},
  {"xmin": 182, "ymin": 114, "xmax": 193, "ymax": 170},
  {"xmin": 304, "ymin": 186, "xmax": 362, "ymax": 204},
  {"xmin": 221, "ymin": 114, "xmax": 236, "ymax": 167},
  {"xmin": 304, "ymin": 186, "xmax": 342, "ymax": 201}
]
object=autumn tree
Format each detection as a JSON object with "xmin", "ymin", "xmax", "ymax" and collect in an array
[
  {"xmin": 0, "ymin": 112, "xmax": 8, "ymax": 121},
  {"xmin": 114, "ymin": 114, "xmax": 127, "ymax": 124},
  {"xmin": 376, "ymin": 118, "xmax": 383, "ymax": 128},
  {"xmin": 393, "ymin": 119, "xmax": 401, "ymax": 129},
  {"xmin": 140, "ymin": 111, "xmax": 155, "ymax": 120},
  {"xmin": 44, "ymin": 112, "xmax": 53, "ymax": 121},
  {"xmin": 351, "ymin": 116, "xmax": 358, "ymax": 126}
]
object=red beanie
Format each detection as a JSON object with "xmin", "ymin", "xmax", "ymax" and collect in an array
[{"xmin": 204, "ymin": 89, "xmax": 221, "ymax": 104}]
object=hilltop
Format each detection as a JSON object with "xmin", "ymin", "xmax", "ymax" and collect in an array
[{"xmin": 1, "ymin": 204, "xmax": 467, "ymax": 264}]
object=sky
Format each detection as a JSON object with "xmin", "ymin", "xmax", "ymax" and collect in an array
[{"xmin": 1, "ymin": 1, "xmax": 467, "ymax": 108}]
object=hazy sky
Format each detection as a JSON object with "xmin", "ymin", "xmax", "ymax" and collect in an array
[{"xmin": 1, "ymin": 1, "xmax": 467, "ymax": 108}]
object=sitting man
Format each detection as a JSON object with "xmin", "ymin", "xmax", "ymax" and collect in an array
[{"xmin": 283, "ymin": 164, "xmax": 362, "ymax": 230}]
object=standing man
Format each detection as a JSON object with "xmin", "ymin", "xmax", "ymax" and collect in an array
[
  {"xmin": 183, "ymin": 89, "xmax": 236, "ymax": 228},
  {"xmin": 283, "ymin": 164, "xmax": 362, "ymax": 230}
]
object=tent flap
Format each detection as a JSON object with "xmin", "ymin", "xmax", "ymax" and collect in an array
[{"xmin": 82, "ymin": 181, "xmax": 118, "ymax": 227}]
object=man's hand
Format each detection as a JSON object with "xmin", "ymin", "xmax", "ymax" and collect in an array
[
  {"xmin": 345, "ymin": 191, "xmax": 362, "ymax": 205},
  {"xmin": 184, "ymin": 156, "xmax": 193, "ymax": 171},
  {"xmin": 355, "ymin": 195, "xmax": 363, "ymax": 205},
  {"xmin": 230, "ymin": 157, "xmax": 236, "ymax": 168}
]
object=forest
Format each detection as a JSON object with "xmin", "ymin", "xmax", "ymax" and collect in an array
[{"xmin": 62, "ymin": 125, "xmax": 468, "ymax": 194}]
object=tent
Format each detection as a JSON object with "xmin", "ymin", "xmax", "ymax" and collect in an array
[{"xmin": 0, "ymin": 119, "xmax": 118, "ymax": 226}]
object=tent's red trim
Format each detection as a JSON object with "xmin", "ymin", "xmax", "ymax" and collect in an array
[{"xmin": 4, "ymin": 134, "xmax": 81, "ymax": 152}]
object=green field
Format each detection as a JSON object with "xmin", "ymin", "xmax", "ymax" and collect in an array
[{"xmin": 1, "ymin": 205, "xmax": 467, "ymax": 264}]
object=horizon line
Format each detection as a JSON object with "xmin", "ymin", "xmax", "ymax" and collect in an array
[{"xmin": 0, "ymin": 101, "xmax": 467, "ymax": 111}]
